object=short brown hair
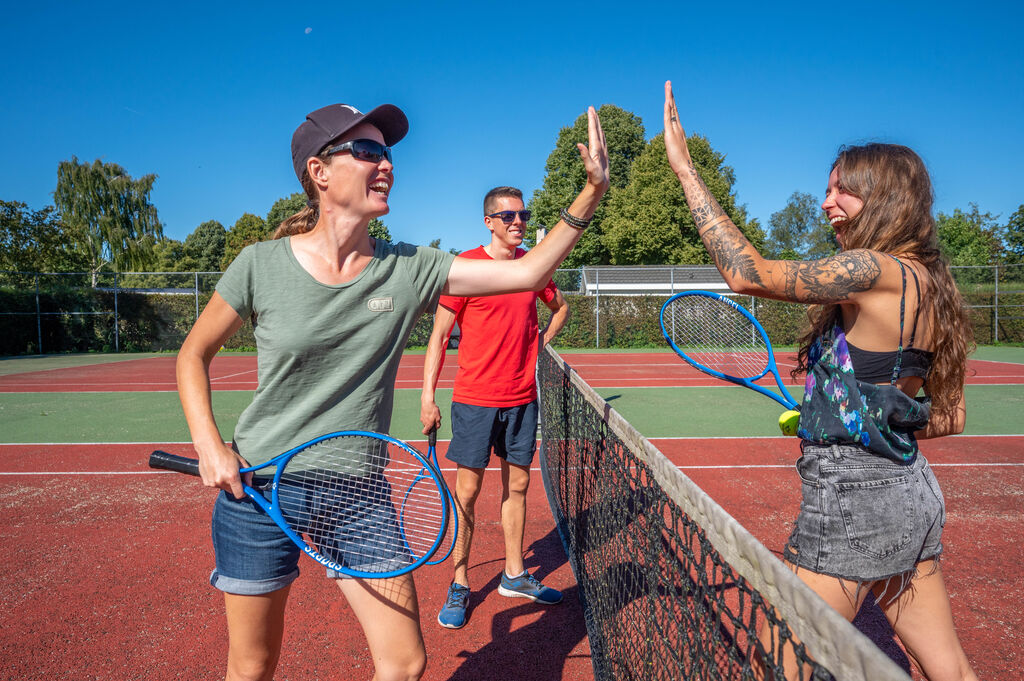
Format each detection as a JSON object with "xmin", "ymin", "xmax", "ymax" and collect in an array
[{"xmin": 483, "ymin": 186, "xmax": 523, "ymax": 215}]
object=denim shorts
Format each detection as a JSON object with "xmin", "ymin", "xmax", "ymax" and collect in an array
[
  {"xmin": 783, "ymin": 443, "xmax": 945, "ymax": 583},
  {"xmin": 446, "ymin": 400, "xmax": 538, "ymax": 468},
  {"xmin": 209, "ymin": 476, "xmax": 411, "ymax": 594}
]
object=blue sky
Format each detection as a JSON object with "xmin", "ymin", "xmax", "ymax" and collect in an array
[{"xmin": 2, "ymin": 1, "xmax": 1021, "ymax": 257}]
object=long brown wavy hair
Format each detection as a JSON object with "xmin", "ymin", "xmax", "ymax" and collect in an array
[
  {"xmin": 794, "ymin": 143, "xmax": 973, "ymax": 417},
  {"xmin": 273, "ymin": 150, "xmax": 333, "ymax": 239}
]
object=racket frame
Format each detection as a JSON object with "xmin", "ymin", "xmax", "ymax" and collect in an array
[
  {"xmin": 150, "ymin": 430, "xmax": 449, "ymax": 579},
  {"xmin": 659, "ymin": 290, "xmax": 799, "ymax": 410}
]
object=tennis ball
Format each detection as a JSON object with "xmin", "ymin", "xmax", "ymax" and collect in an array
[{"xmin": 778, "ymin": 410, "xmax": 800, "ymax": 436}]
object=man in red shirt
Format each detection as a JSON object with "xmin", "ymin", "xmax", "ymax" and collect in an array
[{"xmin": 420, "ymin": 186, "xmax": 570, "ymax": 629}]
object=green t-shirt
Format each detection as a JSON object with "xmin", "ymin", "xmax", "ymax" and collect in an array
[{"xmin": 215, "ymin": 237, "xmax": 454, "ymax": 467}]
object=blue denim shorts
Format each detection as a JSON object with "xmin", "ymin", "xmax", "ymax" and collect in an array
[
  {"xmin": 783, "ymin": 443, "xmax": 945, "ymax": 583},
  {"xmin": 209, "ymin": 476, "xmax": 411, "ymax": 594},
  {"xmin": 446, "ymin": 400, "xmax": 538, "ymax": 468}
]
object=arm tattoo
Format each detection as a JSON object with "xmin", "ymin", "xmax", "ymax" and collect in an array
[
  {"xmin": 687, "ymin": 162, "xmax": 727, "ymax": 230},
  {"xmin": 793, "ymin": 250, "xmax": 882, "ymax": 302},
  {"xmin": 685, "ymin": 163, "xmax": 763, "ymax": 286},
  {"xmin": 702, "ymin": 225, "xmax": 764, "ymax": 286}
]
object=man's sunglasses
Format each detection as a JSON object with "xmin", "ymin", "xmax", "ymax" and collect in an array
[
  {"xmin": 324, "ymin": 139, "xmax": 393, "ymax": 164},
  {"xmin": 486, "ymin": 210, "xmax": 532, "ymax": 224}
]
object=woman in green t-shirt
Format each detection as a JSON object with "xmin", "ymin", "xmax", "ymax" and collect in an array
[{"xmin": 176, "ymin": 101, "xmax": 609, "ymax": 681}]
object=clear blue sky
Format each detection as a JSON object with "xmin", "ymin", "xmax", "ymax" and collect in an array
[{"xmin": 3, "ymin": 1, "xmax": 1021, "ymax": 257}]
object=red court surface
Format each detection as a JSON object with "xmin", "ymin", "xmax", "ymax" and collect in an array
[
  {"xmin": 0, "ymin": 353, "xmax": 1020, "ymax": 680},
  {"xmin": 1, "ymin": 434, "xmax": 1020, "ymax": 680},
  {"xmin": 0, "ymin": 351, "xmax": 1021, "ymax": 392}
]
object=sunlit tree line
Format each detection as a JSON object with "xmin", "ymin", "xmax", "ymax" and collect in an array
[{"xmin": 3, "ymin": 110, "xmax": 1023, "ymax": 277}]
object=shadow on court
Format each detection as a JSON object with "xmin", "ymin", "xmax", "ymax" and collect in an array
[{"xmin": 446, "ymin": 527, "xmax": 591, "ymax": 681}]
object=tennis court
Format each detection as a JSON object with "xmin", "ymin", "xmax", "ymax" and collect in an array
[{"xmin": 0, "ymin": 349, "xmax": 1020, "ymax": 680}]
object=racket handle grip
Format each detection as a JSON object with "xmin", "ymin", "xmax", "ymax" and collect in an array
[
  {"xmin": 149, "ymin": 450, "xmax": 200, "ymax": 476},
  {"xmin": 428, "ymin": 427, "xmax": 437, "ymax": 449}
]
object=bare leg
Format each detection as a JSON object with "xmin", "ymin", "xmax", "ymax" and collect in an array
[
  {"xmin": 451, "ymin": 465, "xmax": 484, "ymax": 587},
  {"xmin": 757, "ymin": 562, "xmax": 871, "ymax": 681},
  {"xmin": 500, "ymin": 461, "xmax": 531, "ymax": 577},
  {"xmin": 338, "ymin": 573, "xmax": 426, "ymax": 681},
  {"xmin": 874, "ymin": 561, "xmax": 977, "ymax": 681},
  {"xmin": 223, "ymin": 586, "xmax": 291, "ymax": 681}
]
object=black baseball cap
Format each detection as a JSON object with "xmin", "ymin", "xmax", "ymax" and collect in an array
[{"xmin": 290, "ymin": 103, "xmax": 408, "ymax": 182}]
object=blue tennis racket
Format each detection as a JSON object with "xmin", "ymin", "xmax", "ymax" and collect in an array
[
  {"xmin": 149, "ymin": 430, "xmax": 449, "ymax": 579},
  {"xmin": 401, "ymin": 427, "xmax": 458, "ymax": 565},
  {"xmin": 659, "ymin": 291, "xmax": 801, "ymax": 434}
]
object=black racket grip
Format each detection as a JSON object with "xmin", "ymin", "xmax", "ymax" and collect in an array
[
  {"xmin": 428, "ymin": 427, "xmax": 437, "ymax": 449},
  {"xmin": 149, "ymin": 450, "xmax": 200, "ymax": 476}
]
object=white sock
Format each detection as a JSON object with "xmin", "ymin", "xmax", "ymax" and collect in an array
[{"xmin": 506, "ymin": 569, "xmax": 526, "ymax": 579}]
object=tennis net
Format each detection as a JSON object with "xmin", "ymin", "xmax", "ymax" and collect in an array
[{"xmin": 536, "ymin": 346, "xmax": 911, "ymax": 681}]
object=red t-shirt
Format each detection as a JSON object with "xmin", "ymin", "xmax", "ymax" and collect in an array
[{"xmin": 439, "ymin": 246, "xmax": 557, "ymax": 407}]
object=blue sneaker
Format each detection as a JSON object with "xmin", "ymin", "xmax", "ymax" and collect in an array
[
  {"xmin": 497, "ymin": 571, "xmax": 562, "ymax": 604},
  {"xmin": 437, "ymin": 583, "xmax": 470, "ymax": 629}
]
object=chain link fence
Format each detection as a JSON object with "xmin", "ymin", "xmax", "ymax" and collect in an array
[{"xmin": 2, "ymin": 264, "xmax": 1022, "ymax": 355}]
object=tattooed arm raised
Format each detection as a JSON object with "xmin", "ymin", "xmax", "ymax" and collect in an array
[{"xmin": 662, "ymin": 80, "xmax": 886, "ymax": 306}]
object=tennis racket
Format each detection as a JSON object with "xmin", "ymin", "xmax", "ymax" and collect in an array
[
  {"xmin": 149, "ymin": 430, "xmax": 450, "ymax": 579},
  {"xmin": 401, "ymin": 427, "xmax": 458, "ymax": 565},
  {"xmin": 659, "ymin": 291, "xmax": 801, "ymax": 433}
]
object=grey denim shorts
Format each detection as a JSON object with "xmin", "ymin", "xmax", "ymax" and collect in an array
[{"xmin": 783, "ymin": 443, "xmax": 946, "ymax": 583}]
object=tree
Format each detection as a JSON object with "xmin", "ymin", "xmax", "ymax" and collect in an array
[
  {"xmin": 936, "ymin": 204, "xmax": 1001, "ymax": 267},
  {"xmin": 600, "ymin": 133, "xmax": 764, "ymax": 265},
  {"xmin": 1, "ymin": 200, "xmax": 90, "ymax": 272},
  {"xmin": 184, "ymin": 220, "xmax": 226, "ymax": 272},
  {"xmin": 1001, "ymin": 204, "xmax": 1024, "ymax": 265},
  {"xmin": 526, "ymin": 105, "xmax": 646, "ymax": 267},
  {"xmin": 265, "ymin": 193, "xmax": 307, "ymax": 236},
  {"xmin": 368, "ymin": 218, "xmax": 391, "ymax": 243},
  {"xmin": 767, "ymin": 191, "xmax": 836, "ymax": 259},
  {"xmin": 222, "ymin": 213, "xmax": 268, "ymax": 269},
  {"xmin": 53, "ymin": 157, "xmax": 162, "ymax": 281}
]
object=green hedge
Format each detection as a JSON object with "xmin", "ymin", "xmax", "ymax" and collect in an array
[{"xmin": 1, "ymin": 287, "xmax": 1020, "ymax": 356}]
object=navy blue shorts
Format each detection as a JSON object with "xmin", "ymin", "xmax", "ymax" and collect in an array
[{"xmin": 446, "ymin": 400, "xmax": 538, "ymax": 468}]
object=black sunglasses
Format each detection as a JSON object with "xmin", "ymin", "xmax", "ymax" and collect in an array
[
  {"xmin": 486, "ymin": 210, "xmax": 531, "ymax": 224},
  {"xmin": 324, "ymin": 139, "xmax": 393, "ymax": 164}
]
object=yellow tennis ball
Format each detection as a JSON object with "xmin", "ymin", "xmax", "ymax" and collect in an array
[{"xmin": 778, "ymin": 410, "xmax": 800, "ymax": 436}]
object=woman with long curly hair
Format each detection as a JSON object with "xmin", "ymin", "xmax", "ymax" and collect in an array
[{"xmin": 662, "ymin": 81, "xmax": 976, "ymax": 681}]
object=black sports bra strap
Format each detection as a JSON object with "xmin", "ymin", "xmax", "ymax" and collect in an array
[
  {"xmin": 887, "ymin": 255, "xmax": 907, "ymax": 385},
  {"xmin": 905, "ymin": 265, "xmax": 922, "ymax": 347}
]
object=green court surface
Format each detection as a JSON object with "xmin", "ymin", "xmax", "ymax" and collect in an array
[{"xmin": 1, "ymin": 383, "xmax": 1020, "ymax": 443}]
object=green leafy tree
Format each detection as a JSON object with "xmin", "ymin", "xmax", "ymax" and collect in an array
[
  {"xmin": 526, "ymin": 105, "xmax": 646, "ymax": 267},
  {"xmin": 53, "ymin": 157, "xmax": 162, "ymax": 281},
  {"xmin": 1000, "ymin": 204, "xmax": 1024, "ymax": 264},
  {"xmin": 152, "ymin": 238, "xmax": 193, "ymax": 272},
  {"xmin": 1, "ymin": 200, "xmax": 90, "ymax": 272},
  {"xmin": 601, "ymin": 133, "xmax": 763, "ymax": 265},
  {"xmin": 767, "ymin": 191, "xmax": 836, "ymax": 259},
  {"xmin": 265, "ymin": 193, "xmax": 307, "ymax": 236},
  {"xmin": 936, "ymin": 204, "xmax": 1001, "ymax": 266},
  {"xmin": 184, "ymin": 220, "xmax": 226, "ymax": 272},
  {"xmin": 222, "ymin": 213, "xmax": 268, "ymax": 269},
  {"xmin": 368, "ymin": 218, "xmax": 391, "ymax": 243}
]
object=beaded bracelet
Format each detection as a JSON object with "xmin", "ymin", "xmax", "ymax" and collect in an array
[{"xmin": 560, "ymin": 207, "xmax": 592, "ymax": 230}]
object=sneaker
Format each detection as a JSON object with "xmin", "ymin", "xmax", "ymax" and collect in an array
[
  {"xmin": 497, "ymin": 571, "xmax": 563, "ymax": 604},
  {"xmin": 437, "ymin": 583, "xmax": 470, "ymax": 629}
]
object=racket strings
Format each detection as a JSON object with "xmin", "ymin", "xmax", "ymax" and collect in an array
[
  {"xmin": 272, "ymin": 436, "xmax": 446, "ymax": 573},
  {"xmin": 664, "ymin": 296, "xmax": 770, "ymax": 379}
]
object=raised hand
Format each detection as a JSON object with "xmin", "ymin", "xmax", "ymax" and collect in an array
[
  {"xmin": 664, "ymin": 81, "xmax": 693, "ymax": 177},
  {"xmin": 577, "ymin": 106, "xmax": 610, "ymax": 193}
]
